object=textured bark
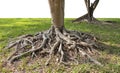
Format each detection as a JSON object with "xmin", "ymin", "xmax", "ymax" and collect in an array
[{"xmin": 48, "ymin": 0, "xmax": 64, "ymax": 30}]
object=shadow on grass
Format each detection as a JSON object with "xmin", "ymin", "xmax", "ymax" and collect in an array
[
  {"xmin": 99, "ymin": 42, "xmax": 120, "ymax": 55},
  {"xmin": 96, "ymin": 41, "xmax": 120, "ymax": 65}
]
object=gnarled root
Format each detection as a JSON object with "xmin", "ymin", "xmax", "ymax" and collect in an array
[{"xmin": 5, "ymin": 26, "xmax": 103, "ymax": 66}]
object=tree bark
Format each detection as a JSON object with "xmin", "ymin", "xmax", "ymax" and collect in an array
[{"xmin": 48, "ymin": 0, "xmax": 65, "ymax": 30}]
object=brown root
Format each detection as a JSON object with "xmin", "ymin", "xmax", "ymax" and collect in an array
[{"xmin": 5, "ymin": 26, "xmax": 103, "ymax": 66}]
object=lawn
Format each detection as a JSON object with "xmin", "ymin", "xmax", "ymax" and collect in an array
[{"xmin": 0, "ymin": 18, "xmax": 120, "ymax": 73}]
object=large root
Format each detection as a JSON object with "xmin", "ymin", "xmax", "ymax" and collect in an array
[{"xmin": 5, "ymin": 26, "xmax": 103, "ymax": 66}]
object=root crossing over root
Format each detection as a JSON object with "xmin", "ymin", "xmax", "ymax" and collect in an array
[{"xmin": 5, "ymin": 26, "xmax": 103, "ymax": 66}]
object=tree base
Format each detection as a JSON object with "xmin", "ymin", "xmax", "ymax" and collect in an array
[
  {"xmin": 5, "ymin": 26, "xmax": 103, "ymax": 66},
  {"xmin": 72, "ymin": 14, "xmax": 114, "ymax": 25}
]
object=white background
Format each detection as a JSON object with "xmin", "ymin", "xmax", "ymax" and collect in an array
[{"xmin": 0, "ymin": 0, "xmax": 120, "ymax": 18}]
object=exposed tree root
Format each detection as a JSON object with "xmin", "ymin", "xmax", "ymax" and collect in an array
[
  {"xmin": 72, "ymin": 14, "xmax": 113, "ymax": 25},
  {"xmin": 5, "ymin": 26, "xmax": 103, "ymax": 66},
  {"xmin": 72, "ymin": 13, "xmax": 102, "ymax": 24}
]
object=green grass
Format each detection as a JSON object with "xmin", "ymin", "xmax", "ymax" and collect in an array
[{"xmin": 0, "ymin": 18, "xmax": 120, "ymax": 73}]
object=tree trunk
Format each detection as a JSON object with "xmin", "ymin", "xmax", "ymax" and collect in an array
[
  {"xmin": 48, "ymin": 0, "xmax": 64, "ymax": 30},
  {"xmin": 72, "ymin": 0, "xmax": 100, "ymax": 24}
]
